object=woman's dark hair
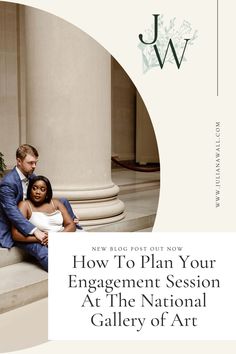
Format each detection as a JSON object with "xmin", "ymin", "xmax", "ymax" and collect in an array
[{"xmin": 27, "ymin": 175, "xmax": 53, "ymax": 203}]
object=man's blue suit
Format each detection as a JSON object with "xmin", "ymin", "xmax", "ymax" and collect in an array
[
  {"xmin": 0, "ymin": 167, "xmax": 36, "ymax": 248},
  {"xmin": 0, "ymin": 168, "xmax": 48, "ymax": 270}
]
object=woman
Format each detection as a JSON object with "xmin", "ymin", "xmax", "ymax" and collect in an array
[{"xmin": 12, "ymin": 175, "xmax": 76, "ymax": 270}]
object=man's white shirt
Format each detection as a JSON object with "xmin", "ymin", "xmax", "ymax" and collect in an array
[
  {"xmin": 15, "ymin": 167, "xmax": 36, "ymax": 234},
  {"xmin": 15, "ymin": 167, "xmax": 29, "ymax": 200}
]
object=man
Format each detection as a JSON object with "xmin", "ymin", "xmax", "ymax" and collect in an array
[{"xmin": 0, "ymin": 144, "xmax": 80, "ymax": 271}]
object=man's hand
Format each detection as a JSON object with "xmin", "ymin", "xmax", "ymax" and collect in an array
[{"xmin": 34, "ymin": 229, "xmax": 48, "ymax": 245}]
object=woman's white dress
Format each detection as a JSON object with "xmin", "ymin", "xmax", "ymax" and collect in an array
[{"xmin": 27, "ymin": 200, "xmax": 64, "ymax": 232}]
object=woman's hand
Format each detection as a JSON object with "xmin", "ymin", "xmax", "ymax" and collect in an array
[
  {"xmin": 41, "ymin": 232, "xmax": 48, "ymax": 246},
  {"xmin": 34, "ymin": 229, "xmax": 48, "ymax": 245}
]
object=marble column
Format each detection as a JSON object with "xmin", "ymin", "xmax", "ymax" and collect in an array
[
  {"xmin": 0, "ymin": 3, "xmax": 20, "ymax": 168},
  {"xmin": 23, "ymin": 7, "xmax": 125, "ymax": 225}
]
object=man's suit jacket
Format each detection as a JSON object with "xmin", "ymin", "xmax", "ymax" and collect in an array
[{"xmin": 0, "ymin": 167, "xmax": 35, "ymax": 248}]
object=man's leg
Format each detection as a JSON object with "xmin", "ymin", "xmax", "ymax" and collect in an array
[
  {"xmin": 59, "ymin": 198, "xmax": 83, "ymax": 230},
  {"xmin": 15, "ymin": 242, "xmax": 48, "ymax": 272}
]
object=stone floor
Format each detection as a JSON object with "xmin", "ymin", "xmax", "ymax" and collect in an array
[
  {"xmin": 112, "ymin": 168, "xmax": 160, "ymax": 187},
  {"xmin": 88, "ymin": 168, "xmax": 160, "ymax": 232}
]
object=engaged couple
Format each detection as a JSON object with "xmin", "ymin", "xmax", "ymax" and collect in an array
[{"xmin": 0, "ymin": 144, "xmax": 82, "ymax": 272}]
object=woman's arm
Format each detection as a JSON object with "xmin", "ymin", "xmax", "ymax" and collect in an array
[
  {"xmin": 53, "ymin": 199, "xmax": 76, "ymax": 232},
  {"xmin": 11, "ymin": 201, "xmax": 42, "ymax": 243},
  {"xmin": 11, "ymin": 201, "xmax": 48, "ymax": 246},
  {"xmin": 12, "ymin": 228, "xmax": 39, "ymax": 243}
]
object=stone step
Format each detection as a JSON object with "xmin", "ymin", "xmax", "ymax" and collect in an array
[
  {"xmin": 0, "ymin": 247, "xmax": 28, "ymax": 268},
  {"xmin": 85, "ymin": 187, "xmax": 159, "ymax": 232},
  {"xmin": 0, "ymin": 261, "xmax": 48, "ymax": 314},
  {"xmin": 86, "ymin": 214, "xmax": 156, "ymax": 232},
  {"xmin": 138, "ymin": 227, "xmax": 153, "ymax": 232}
]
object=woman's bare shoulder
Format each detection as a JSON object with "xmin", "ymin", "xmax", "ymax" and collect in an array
[
  {"xmin": 18, "ymin": 200, "xmax": 31, "ymax": 216},
  {"xmin": 18, "ymin": 200, "xmax": 29, "ymax": 209}
]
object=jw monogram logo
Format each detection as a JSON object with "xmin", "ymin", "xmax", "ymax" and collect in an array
[{"xmin": 138, "ymin": 14, "xmax": 198, "ymax": 72}]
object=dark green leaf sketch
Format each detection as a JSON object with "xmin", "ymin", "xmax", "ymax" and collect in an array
[
  {"xmin": 0, "ymin": 152, "xmax": 6, "ymax": 177},
  {"xmin": 138, "ymin": 15, "xmax": 198, "ymax": 73}
]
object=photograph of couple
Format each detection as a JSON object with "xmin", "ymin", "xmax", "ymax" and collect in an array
[
  {"xmin": 0, "ymin": 2, "xmax": 160, "ymax": 351},
  {"xmin": 0, "ymin": 144, "xmax": 83, "ymax": 272}
]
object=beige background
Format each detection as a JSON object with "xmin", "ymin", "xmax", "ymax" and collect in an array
[{"xmin": 1, "ymin": 0, "xmax": 236, "ymax": 352}]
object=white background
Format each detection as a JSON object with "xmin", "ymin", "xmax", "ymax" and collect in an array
[
  {"xmin": 2, "ymin": 0, "xmax": 236, "ymax": 352},
  {"xmin": 48, "ymin": 232, "xmax": 236, "ymax": 340}
]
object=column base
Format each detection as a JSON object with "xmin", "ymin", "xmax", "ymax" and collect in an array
[
  {"xmin": 72, "ymin": 199, "xmax": 125, "ymax": 226},
  {"xmin": 53, "ymin": 184, "xmax": 125, "ymax": 226}
]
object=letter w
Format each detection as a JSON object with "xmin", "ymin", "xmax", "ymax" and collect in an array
[
  {"xmin": 97, "ymin": 259, "xmax": 109, "ymax": 268},
  {"xmin": 153, "ymin": 38, "xmax": 190, "ymax": 69}
]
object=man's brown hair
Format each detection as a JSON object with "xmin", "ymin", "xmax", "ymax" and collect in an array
[{"xmin": 16, "ymin": 144, "xmax": 39, "ymax": 160}]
